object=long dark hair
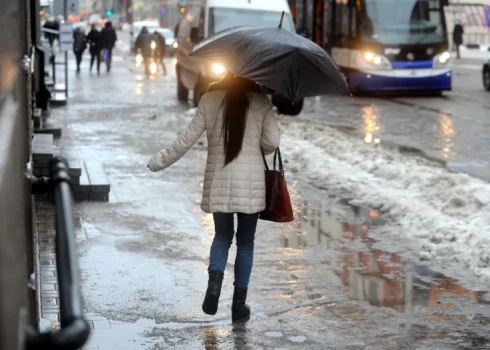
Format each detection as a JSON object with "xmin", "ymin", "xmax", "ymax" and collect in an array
[{"xmin": 209, "ymin": 73, "xmax": 262, "ymax": 166}]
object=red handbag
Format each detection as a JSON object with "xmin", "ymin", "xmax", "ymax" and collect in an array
[{"xmin": 260, "ymin": 149, "xmax": 294, "ymax": 223}]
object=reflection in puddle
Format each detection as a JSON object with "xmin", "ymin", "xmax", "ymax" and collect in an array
[
  {"xmin": 361, "ymin": 105, "xmax": 381, "ymax": 144},
  {"xmin": 439, "ymin": 112, "xmax": 455, "ymax": 160},
  {"xmin": 281, "ymin": 198, "xmax": 490, "ymax": 322}
]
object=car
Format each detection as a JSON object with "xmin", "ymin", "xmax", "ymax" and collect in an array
[
  {"xmin": 175, "ymin": 0, "xmax": 303, "ymax": 115},
  {"xmin": 156, "ymin": 28, "xmax": 177, "ymax": 56},
  {"xmin": 483, "ymin": 47, "xmax": 490, "ymax": 91},
  {"xmin": 130, "ymin": 20, "xmax": 160, "ymax": 52}
]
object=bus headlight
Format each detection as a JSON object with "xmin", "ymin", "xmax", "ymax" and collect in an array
[
  {"xmin": 362, "ymin": 52, "xmax": 392, "ymax": 70},
  {"xmin": 212, "ymin": 63, "xmax": 226, "ymax": 75},
  {"xmin": 173, "ymin": 42, "xmax": 178, "ymax": 49},
  {"xmin": 433, "ymin": 51, "xmax": 451, "ymax": 67}
]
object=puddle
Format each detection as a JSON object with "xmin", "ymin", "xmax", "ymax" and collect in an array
[{"xmin": 281, "ymin": 197, "xmax": 490, "ymax": 322}]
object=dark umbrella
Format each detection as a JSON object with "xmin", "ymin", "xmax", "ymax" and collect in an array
[{"xmin": 190, "ymin": 14, "xmax": 350, "ymax": 102}]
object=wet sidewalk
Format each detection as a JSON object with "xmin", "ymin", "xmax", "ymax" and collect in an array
[{"xmin": 35, "ymin": 54, "xmax": 490, "ymax": 349}]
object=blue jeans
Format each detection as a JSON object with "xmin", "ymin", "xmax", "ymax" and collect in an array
[{"xmin": 209, "ymin": 213, "xmax": 259, "ymax": 290}]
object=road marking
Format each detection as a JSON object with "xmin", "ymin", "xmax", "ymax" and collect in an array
[{"xmin": 454, "ymin": 64, "xmax": 482, "ymax": 71}]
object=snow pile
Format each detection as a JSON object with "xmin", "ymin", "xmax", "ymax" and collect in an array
[{"xmin": 279, "ymin": 119, "xmax": 490, "ymax": 281}]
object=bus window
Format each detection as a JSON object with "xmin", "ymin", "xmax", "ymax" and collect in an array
[
  {"xmin": 324, "ymin": 0, "xmax": 334, "ymax": 52},
  {"xmin": 335, "ymin": 0, "xmax": 350, "ymax": 47}
]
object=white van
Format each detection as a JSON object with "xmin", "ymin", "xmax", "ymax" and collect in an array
[{"xmin": 175, "ymin": 0, "xmax": 302, "ymax": 115}]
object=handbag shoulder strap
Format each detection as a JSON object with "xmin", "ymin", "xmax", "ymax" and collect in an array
[
  {"xmin": 273, "ymin": 148, "xmax": 283, "ymax": 172},
  {"xmin": 263, "ymin": 149, "xmax": 282, "ymax": 171},
  {"xmin": 261, "ymin": 151, "xmax": 270, "ymax": 171}
]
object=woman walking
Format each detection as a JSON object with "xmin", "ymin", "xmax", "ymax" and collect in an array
[
  {"xmin": 86, "ymin": 24, "xmax": 102, "ymax": 74},
  {"xmin": 147, "ymin": 72, "xmax": 280, "ymax": 321},
  {"xmin": 73, "ymin": 27, "xmax": 86, "ymax": 73}
]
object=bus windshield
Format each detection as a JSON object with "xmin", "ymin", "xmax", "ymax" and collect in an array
[
  {"xmin": 209, "ymin": 8, "xmax": 294, "ymax": 35},
  {"xmin": 361, "ymin": 0, "xmax": 447, "ymax": 45}
]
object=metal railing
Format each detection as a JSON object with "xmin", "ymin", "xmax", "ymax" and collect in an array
[{"xmin": 26, "ymin": 157, "xmax": 90, "ymax": 350}]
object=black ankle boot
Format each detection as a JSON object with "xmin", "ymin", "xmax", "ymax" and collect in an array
[
  {"xmin": 232, "ymin": 287, "xmax": 250, "ymax": 322},
  {"xmin": 202, "ymin": 270, "xmax": 224, "ymax": 315}
]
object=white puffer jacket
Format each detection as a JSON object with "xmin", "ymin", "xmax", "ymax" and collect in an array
[{"xmin": 148, "ymin": 90, "xmax": 280, "ymax": 214}]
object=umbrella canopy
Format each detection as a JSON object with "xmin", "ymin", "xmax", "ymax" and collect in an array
[{"xmin": 190, "ymin": 24, "xmax": 350, "ymax": 101}]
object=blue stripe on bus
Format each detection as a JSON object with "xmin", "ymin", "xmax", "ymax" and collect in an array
[
  {"xmin": 348, "ymin": 71, "xmax": 451, "ymax": 91},
  {"xmin": 391, "ymin": 60, "xmax": 433, "ymax": 69}
]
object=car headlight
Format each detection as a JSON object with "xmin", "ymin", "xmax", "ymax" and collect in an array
[
  {"xmin": 135, "ymin": 53, "xmax": 143, "ymax": 66},
  {"xmin": 433, "ymin": 51, "xmax": 451, "ymax": 67},
  {"xmin": 173, "ymin": 42, "xmax": 178, "ymax": 49},
  {"xmin": 362, "ymin": 51, "xmax": 392, "ymax": 70},
  {"xmin": 149, "ymin": 62, "xmax": 158, "ymax": 75},
  {"xmin": 212, "ymin": 63, "xmax": 226, "ymax": 75}
]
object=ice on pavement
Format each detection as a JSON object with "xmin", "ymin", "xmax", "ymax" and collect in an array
[
  {"xmin": 278, "ymin": 120, "xmax": 490, "ymax": 282},
  {"xmin": 182, "ymin": 107, "xmax": 490, "ymax": 282}
]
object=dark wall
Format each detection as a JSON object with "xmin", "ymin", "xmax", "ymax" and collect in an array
[{"xmin": 0, "ymin": 0, "xmax": 33, "ymax": 349}]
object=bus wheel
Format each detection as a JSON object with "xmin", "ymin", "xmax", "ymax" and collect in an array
[{"xmin": 272, "ymin": 93, "xmax": 304, "ymax": 116}]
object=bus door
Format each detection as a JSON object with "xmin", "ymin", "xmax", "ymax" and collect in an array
[
  {"xmin": 330, "ymin": 0, "xmax": 358, "ymax": 71},
  {"xmin": 312, "ymin": 0, "xmax": 324, "ymax": 47}
]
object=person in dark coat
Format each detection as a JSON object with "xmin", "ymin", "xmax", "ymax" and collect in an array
[
  {"xmin": 43, "ymin": 20, "xmax": 55, "ymax": 48},
  {"xmin": 135, "ymin": 27, "xmax": 153, "ymax": 75},
  {"xmin": 87, "ymin": 24, "xmax": 102, "ymax": 73},
  {"xmin": 100, "ymin": 21, "xmax": 117, "ymax": 72},
  {"xmin": 153, "ymin": 30, "xmax": 167, "ymax": 75},
  {"xmin": 73, "ymin": 27, "xmax": 86, "ymax": 73},
  {"xmin": 453, "ymin": 22, "xmax": 464, "ymax": 59}
]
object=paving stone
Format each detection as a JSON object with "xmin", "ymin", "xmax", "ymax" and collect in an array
[
  {"xmin": 90, "ymin": 192, "xmax": 110, "ymax": 201},
  {"xmin": 40, "ymin": 270, "xmax": 57, "ymax": 278},
  {"xmin": 41, "ymin": 283, "xmax": 56, "ymax": 291},
  {"xmin": 108, "ymin": 323, "xmax": 135, "ymax": 330},
  {"xmin": 41, "ymin": 297, "xmax": 59, "ymax": 308},
  {"xmin": 66, "ymin": 158, "xmax": 82, "ymax": 177},
  {"xmin": 42, "ymin": 313, "xmax": 59, "ymax": 322},
  {"xmin": 84, "ymin": 161, "xmax": 111, "ymax": 193},
  {"xmin": 33, "ymin": 135, "xmax": 54, "ymax": 159},
  {"xmin": 73, "ymin": 162, "xmax": 91, "ymax": 199},
  {"xmin": 85, "ymin": 315, "xmax": 109, "ymax": 321},
  {"xmin": 71, "ymin": 175, "xmax": 80, "ymax": 185},
  {"xmin": 40, "ymin": 258, "xmax": 56, "ymax": 266},
  {"xmin": 40, "ymin": 291, "xmax": 59, "ymax": 297},
  {"xmin": 92, "ymin": 320, "xmax": 111, "ymax": 329}
]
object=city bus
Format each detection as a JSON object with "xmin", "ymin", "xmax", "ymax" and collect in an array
[{"xmin": 290, "ymin": 0, "xmax": 452, "ymax": 94}]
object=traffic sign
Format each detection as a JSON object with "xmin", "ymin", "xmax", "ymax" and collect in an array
[{"xmin": 59, "ymin": 23, "xmax": 73, "ymax": 51}]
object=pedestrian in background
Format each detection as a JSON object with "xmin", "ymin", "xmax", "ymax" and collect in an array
[
  {"xmin": 147, "ymin": 72, "xmax": 280, "ymax": 322},
  {"xmin": 87, "ymin": 24, "xmax": 102, "ymax": 74},
  {"xmin": 73, "ymin": 27, "xmax": 86, "ymax": 73},
  {"xmin": 100, "ymin": 21, "xmax": 117, "ymax": 72},
  {"xmin": 153, "ymin": 30, "xmax": 167, "ymax": 75},
  {"xmin": 453, "ymin": 21, "xmax": 464, "ymax": 59},
  {"xmin": 135, "ymin": 27, "xmax": 153, "ymax": 76}
]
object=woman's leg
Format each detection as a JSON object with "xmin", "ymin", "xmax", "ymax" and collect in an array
[
  {"xmin": 232, "ymin": 213, "xmax": 259, "ymax": 321},
  {"xmin": 202, "ymin": 213, "xmax": 234, "ymax": 315},
  {"xmin": 234, "ymin": 213, "xmax": 259, "ymax": 289},
  {"xmin": 209, "ymin": 213, "xmax": 234, "ymax": 273},
  {"xmin": 96, "ymin": 53, "xmax": 101, "ymax": 73},
  {"xmin": 75, "ymin": 53, "xmax": 82, "ymax": 72}
]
